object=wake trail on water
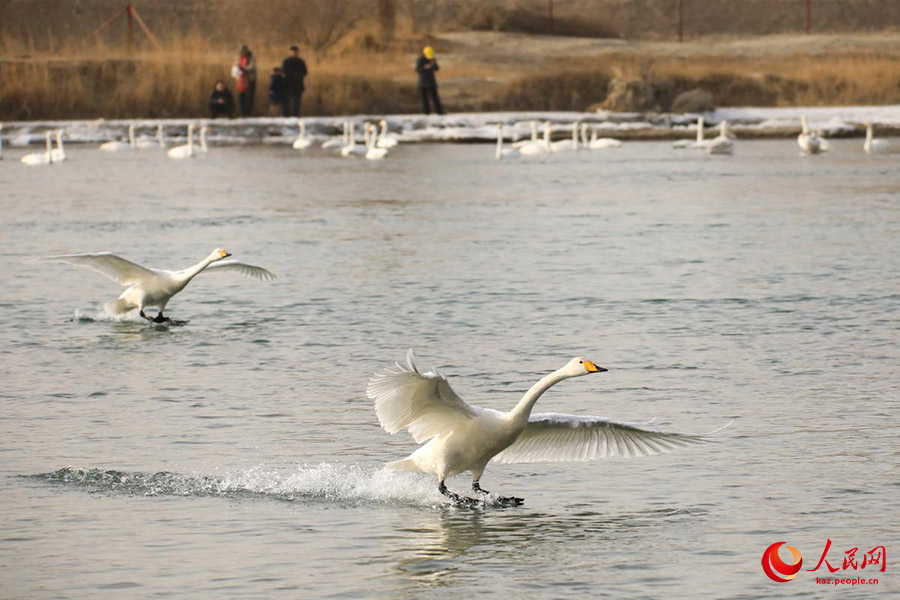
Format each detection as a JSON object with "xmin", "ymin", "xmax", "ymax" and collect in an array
[{"xmin": 29, "ymin": 464, "xmax": 511, "ymax": 509}]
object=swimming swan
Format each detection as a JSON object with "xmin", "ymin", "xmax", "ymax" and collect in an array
[
  {"xmin": 518, "ymin": 122, "xmax": 551, "ymax": 155},
  {"xmin": 705, "ymin": 121, "xmax": 735, "ymax": 155},
  {"xmin": 376, "ymin": 120, "xmax": 399, "ymax": 149},
  {"xmin": 21, "ymin": 131, "xmax": 54, "ymax": 166},
  {"xmin": 322, "ymin": 122, "xmax": 349, "ymax": 149},
  {"xmin": 368, "ymin": 351, "xmax": 715, "ymax": 505},
  {"xmin": 135, "ymin": 124, "xmax": 166, "ymax": 149},
  {"xmin": 167, "ymin": 124, "xmax": 196, "ymax": 159},
  {"xmin": 365, "ymin": 123, "xmax": 388, "ymax": 160},
  {"xmin": 340, "ymin": 125, "xmax": 366, "ymax": 157},
  {"xmin": 798, "ymin": 115, "xmax": 826, "ymax": 155},
  {"xmin": 293, "ymin": 120, "xmax": 313, "ymax": 149},
  {"xmin": 511, "ymin": 121, "xmax": 539, "ymax": 148},
  {"xmin": 41, "ymin": 248, "xmax": 275, "ymax": 323},
  {"xmin": 672, "ymin": 116, "xmax": 706, "ymax": 149},
  {"xmin": 50, "ymin": 130, "xmax": 67, "ymax": 162},
  {"xmin": 495, "ymin": 124, "xmax": 519, "ymax": 160},
  {"xmin": 550, "ymin": 121, "xmax": 580, "ymax": 152},
  {"xmin": 863, "ymin": 122, "xmax": 890, "ymax": 154},
  {"xmin": 584, "ymin": 124, "xmax": 623, "ymax": 149},
  {"xmin": 100, "ymin": 124, "xmax": 135, "ymax": 151}
]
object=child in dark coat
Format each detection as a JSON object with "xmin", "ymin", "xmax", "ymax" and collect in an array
[{"xmin": 268, "ymin": 68, "xmax": 286, "ymax": 116}]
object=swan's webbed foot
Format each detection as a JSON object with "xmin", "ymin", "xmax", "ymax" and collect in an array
[
  {"xmin": 152, "ymin": 313, "xmax": 171, "ymax": 324},
  {"xmin": 472, "ymin": 481, "xmax": 523, "ymax": 506},
  {"xmin": 496, "ymin": 495, "xmax": 525, "ymax": 507},
  {"xmin": 439, "ymin": 481, "xmax": 481, "ymax": 507}
]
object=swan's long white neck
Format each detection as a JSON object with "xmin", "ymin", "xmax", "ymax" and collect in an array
[
  {"xmin": 55, "ymin": 130, "xmax": 65, "ymax": 158},
  {"xmin": 180, "ymin": 255, "xmax": 216, "ymax": 283},
  {"xmin": 495, "ymin": 127, "xmax": 503, "ymax": 159},
  {"xmin": 128, "ymin": 124, "xmax": 135, "ymax": 146},
  {"xmin": 801, "ymin": 115, "xmax": 810, "ymax": 134},
  {"xmin": 509, "ymin": 367, "xmax": 570, "ymax": 424},
  {"xmin": 865, "ymin": 125, "xmax": 873, "ymax": 142},
  {"xmin": 696, "ymin": 117, "xmax": 705, "ymax": 142},
  {"xmin": 46, "ymin": 132, "xmax": 53, "ymax": 163},
  {"xmin": 200, "ymin": 127, "xmax": 208, "ymax": 152}
]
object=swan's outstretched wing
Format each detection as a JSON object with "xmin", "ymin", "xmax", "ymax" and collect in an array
[
  {"xmin": 201, "ymin": 261, "xmax": 276, "ymax": 281},
  {"xmin": 493, "ymin": 413, "xmax": 711, "ymax": 464},
  {"xmin": 41, "ymin": 252, "xmax": 156, "ymax": 286},
  {"xmin": 367, "ymin": 350, "xmax": 478, "ymax": 443}
]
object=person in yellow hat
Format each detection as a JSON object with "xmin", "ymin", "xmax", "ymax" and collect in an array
[{"xmin": 416, "ymin": 46, "xmax": 444, "ymax": 115}]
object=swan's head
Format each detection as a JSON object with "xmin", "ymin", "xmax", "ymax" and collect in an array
[
  {"xmin": 210, "ymin": 248, "xmax": 232, "ymax": 261},
  {"xmin": 564, "ymin": 357, "xmax": 607, "ymax": 378}
]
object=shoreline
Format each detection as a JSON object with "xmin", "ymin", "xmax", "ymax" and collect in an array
[{"xmin": 4, "ymin": 106, "xmax": 900, "ymax": 146}]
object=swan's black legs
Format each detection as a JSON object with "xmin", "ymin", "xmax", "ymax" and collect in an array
[
  {"xmin": 472, "ymin": 480, "xmax": 524, "ymax": 507},
  {"xmin": 140, "ymin": 310, "xmax": 153, "ymax": 322},
  {"xmin": 439, "ymin": 480, "xmax": 479, "ymax": 506},
  {"xmin": 152, "ymin": 312, "xmax": 171, "ymax": 323}
]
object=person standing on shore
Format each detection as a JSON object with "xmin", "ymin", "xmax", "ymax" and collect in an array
[
  {"xmin": 232, "ymin": 44, "xmax": 257, "ymax": 117},
  {"xmin": 209, "ymin": 80, "xmax": 235, "ymax": 119},
  {"xmin": 268, "ymin": 67, "xmax": 286, "ymax": 116},
  {"xmin": 416, "ymin": 46, "xmax": 444, "ymax": 115},
  {"xmin": 282, "ymin": 45, "xmax": 308, "ymax": 117}
]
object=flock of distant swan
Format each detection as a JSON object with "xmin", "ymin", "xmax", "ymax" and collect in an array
[{"xmin": 2, "ymin": 113, "xmax": 892, "ymax": 167}]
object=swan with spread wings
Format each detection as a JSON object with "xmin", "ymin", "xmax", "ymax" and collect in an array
[
  {"xmin": 42, "ymin": 248, "xmax": 274, "ymax": 323},
  {"xmin": 368, "ymin": 350, "xmax": 719, "ymax": 506}
]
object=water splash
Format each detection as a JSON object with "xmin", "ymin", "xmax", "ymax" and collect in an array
[
  {"xmin": 30, "ymin": 464, "xmax": 510, "ymax": 509},
  {"xmin": 72, "ymin": 306, "xmax": 139, "ymax": 323}
]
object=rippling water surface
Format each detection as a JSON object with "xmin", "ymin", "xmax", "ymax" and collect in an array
[{"xmin": 1, "ymin": 140, "xmax": 898, "ymax": 598}]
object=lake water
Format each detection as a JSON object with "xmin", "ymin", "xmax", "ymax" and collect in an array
[{"xmin": 1, "ymin": 140, "xmax": 898, "ymax": 598}]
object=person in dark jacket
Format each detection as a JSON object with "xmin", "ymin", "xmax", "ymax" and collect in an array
[
  {"xmin": 282, "ymin": 45, "xmax": 308, "ymax": 117},
  {"xmin": 209, "ymin": 80, "xmax": 235, "ymax": 119},
  {"xmin": 268, "ymin": 67, "xmax": 286, "ymax": 116},
  {"xmin": 416, "ymin": 46, "xmax": 444, "ymax": 115}
]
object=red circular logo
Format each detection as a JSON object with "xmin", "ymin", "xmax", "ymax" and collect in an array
[{"xmin": 762, "ymin": 542, "xmax": 803, "ymax": 582}]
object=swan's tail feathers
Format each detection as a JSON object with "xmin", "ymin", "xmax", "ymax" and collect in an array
[
  {"xmin": 385, "ymin": 457, "xmax": 421, "ymax": 472},
  {"xmin": 104, "ymin": 298, "xmax": 135, "ymax": 316}
]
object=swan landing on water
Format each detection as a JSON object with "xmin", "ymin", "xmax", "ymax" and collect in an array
[
  {"xmin": 368, "ymin": 351, "xmax": 723, "ymax": 506},
  {"xmin": 41, "ymin": 249, "xmax": 275, "ymax": 324}
]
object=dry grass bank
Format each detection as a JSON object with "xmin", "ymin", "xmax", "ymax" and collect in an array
[{"xmin": 3, "ymin": 31, "xmax": 900, "ymax": 120}]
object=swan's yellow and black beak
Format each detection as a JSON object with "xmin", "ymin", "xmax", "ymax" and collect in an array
[
  {"xmin": 219, "ymin": 250, "xmax": 232, "ymax": 258},
  {"xmin": 584, "ymin": 361, "xmax": 607, "ymax": 373}
]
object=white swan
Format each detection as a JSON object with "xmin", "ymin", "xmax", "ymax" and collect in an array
[
  {"xmin": 511, "ymin": 121, "xmax": 538, "ymax": 148},
  {"xmin": 365, "ymin": 123, "xmax": 388, "ymax": 160},
  {"xmin": 99, "ymin": 123, "xmax": 135, "ymax": 152},
  {"xmin": 585, "ymin": 124, "xmax": 623, "ymax": 149},
  {"xmin": 340, "ymin": 125, "xmax": 366, "ymax": 157},
  {"xmin": 376, "ymin": 120, "xmax": 399, "ymax": 149},
  {"xmin": 322, "ymin": 122, "xmax": 348, "ymax": 149},
  {"xmin": 197, "ymin": 126, "xmax": 209, "ymax": 153},
  {"xmin": 368, "ymin": 351, "xmax": 716, "ymax": 505},
  {"xmin": 50, "ymin": 129, "xmax": 66, "ymax": 162},
  {"xmin": 21, "ymin": 131, "xmax": 54, "ymax": 166},
  {"xmin": 519, "ymin": 122, "xmax": 552, "ymax": 155},
  {"xmin": 167, "ymin": 124, "xmax": 196, "ymax": 159},
  {"xmin": 135, "ymin": 124, "xmax": 165, "ymax": 149},
  {"xmin": 672, "ymin": 116, "xmax": 705, "ymax": 149},
  {"xmin": 495, "ymin": 124, "xmax": 519, "ymax": 160},
  {"xmin": 705, "ymin": 121, "xmax": 735, "ymax": 155},
  {"xmin": 863, "ymin": 122, "xmax": 890, "ymax": 154},
  {"xmin": 292, "ymin": 120, "xmax": 313, "ymax": 150},
  {"xmin": 798, "ymin": 115, "xmax": 826, "ymax": 155},
  {"xmin": 41, "ymin": 248, "xmax": 275, "ymax": 323},
  {"xmin": 550, "ymin": 121, "xmax": 580, "ymax": 152}
]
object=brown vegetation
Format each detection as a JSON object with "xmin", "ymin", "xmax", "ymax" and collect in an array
[{"xmin": 1, "ymin": 0, "xmax": 899, "ymax": 120}]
